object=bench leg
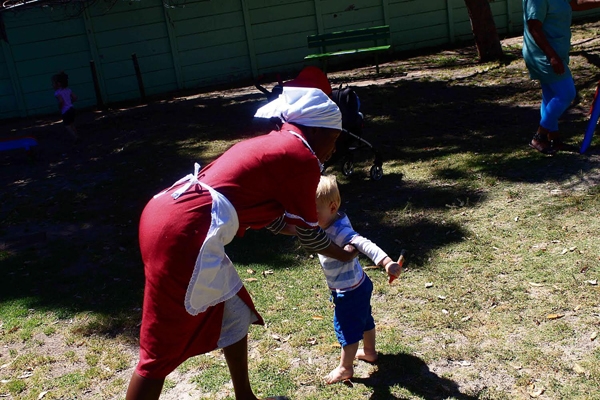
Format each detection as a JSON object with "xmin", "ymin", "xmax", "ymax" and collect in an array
[{"xmin": 375, "ymin": 54, "xmax": 380, "ymax": 74}]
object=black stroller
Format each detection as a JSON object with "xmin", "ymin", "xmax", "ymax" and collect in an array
[{"xmin": 255, "ymin": 67, "xmax": 384, "ymax": 181}]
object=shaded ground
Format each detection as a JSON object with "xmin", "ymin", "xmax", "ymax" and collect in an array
[{"xmin": 2, "ymin": 18, "xmax": 600, "ymax": 399}]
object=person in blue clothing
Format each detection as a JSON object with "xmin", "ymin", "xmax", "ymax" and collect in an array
[
  {"xmin": 523, "ymin": 0, "xmax": 600, "ymax": 154},
  {"xmin": 314, "ymin": 174, "xmax": 402, "ymax": 384}
]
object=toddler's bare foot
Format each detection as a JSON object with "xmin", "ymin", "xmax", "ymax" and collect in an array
[
  {"xmin": 355, "ymin": 349, "xmax": 378, "ymax": 363},
  {"xmin": 324, "ymin": 366, "xmax": 353, "ymax": 384}
]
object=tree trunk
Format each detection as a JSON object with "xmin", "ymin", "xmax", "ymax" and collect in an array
[{"xmin": 463, "ymin": 0, "xmax": 504, "ymax": 62}]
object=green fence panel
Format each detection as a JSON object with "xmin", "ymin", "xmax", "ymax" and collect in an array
[
  {"xmin": 249, "ymin": 1, "xmax": 314, "ymax": 25},
  {"xmin": 90, "ymin": 5, "xmax": 165, "ymax": 30},
  {"xmin": 0, "ymin": 45, "xmax": 16, "ymax": 118},
  {"xmin": 168, "ymin": 0, "xmax": 241, "ymax": 21},
  {"xmin": 319, "ymin": 0, "xmax": 385, "ymax": 32},
  {"xmin": 2, "ymin": 7, "xmax": 95, "ymax": 117},
  {"xmin": 182, "ymin": 54, "xmax": 253, "ymax": 88},
  {"xmin": 179, "ymin": 41, "xmax": 249, "ymax": 66},
  {"xmin": 171, "ymin": 1, "xmax": 251, "ymax": 88}
]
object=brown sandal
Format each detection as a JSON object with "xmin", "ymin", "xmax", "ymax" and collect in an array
[{"xmin": 529, "ymin": 133, "xmax": 556, "ymax": 155}]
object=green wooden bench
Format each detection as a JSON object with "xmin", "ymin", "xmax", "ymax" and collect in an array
[{"xmin": 305, "ymin": 25, "xmax": 391, "ymax": 74}]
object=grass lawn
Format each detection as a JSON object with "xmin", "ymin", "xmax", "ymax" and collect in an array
[{"xmin": 1, "ymin": 19, "xmax": 600, "ymax": 400}]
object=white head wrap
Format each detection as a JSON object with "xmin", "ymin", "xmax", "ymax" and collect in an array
[{"xmin": 254, "ymin": 87, "xmax": 342, "ymax": 130}]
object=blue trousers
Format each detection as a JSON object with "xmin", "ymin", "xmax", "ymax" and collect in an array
[{"xmin": 540, "ymin": 76, "xmax": 576, "ymax": 132}]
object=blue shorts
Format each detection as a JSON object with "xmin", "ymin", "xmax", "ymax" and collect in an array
[{"xmin": 332, "ymin": 275, "xmax": 375, "ymax": 347}]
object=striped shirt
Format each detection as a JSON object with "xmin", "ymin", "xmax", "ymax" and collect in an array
[{"xmin": 318, "ymin": 213, "xmax": 387, "ymax": 292}]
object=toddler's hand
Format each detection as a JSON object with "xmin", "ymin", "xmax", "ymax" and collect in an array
[
  {"xmin": 386, "ymin": 262, "xmax": 402, "ymax": 283},
  {"xmin": 387, "ymin": 250, "xmax": 406, "ymax": 284},
  {"xmin": 343, "ymin": 243, "xmax": 358, "ymax": 258}
]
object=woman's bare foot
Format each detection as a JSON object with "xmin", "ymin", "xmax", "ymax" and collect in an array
[
  {"xmin": 355, "ymin": 349, "xmax": 378, "ymax": 363},
  {"xmin": 324, "ymin": 366, "xmax": 353, "ymax": 384}
]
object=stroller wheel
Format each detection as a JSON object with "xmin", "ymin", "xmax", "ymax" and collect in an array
[
  {"xmin": 342, "ymin": 160, "xmax": 354, "ymax": 176},
  {"xmin": 370, "ymin": 164, "xmax": 383, "ymax": 181}
]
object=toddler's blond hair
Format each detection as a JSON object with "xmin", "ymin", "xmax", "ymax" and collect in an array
[{"xmin": 316, "ymin": 174, "xmax": 341, "ymax": 208}]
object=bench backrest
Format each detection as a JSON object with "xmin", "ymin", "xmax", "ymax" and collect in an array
[{"xmin": 307, "ymin": 25, "xmax": 390, "ymax": 51}]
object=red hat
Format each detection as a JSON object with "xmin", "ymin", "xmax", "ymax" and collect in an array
[{"xmin": 283, "ymin": 66, "xmax": 332, "ymax": 96}]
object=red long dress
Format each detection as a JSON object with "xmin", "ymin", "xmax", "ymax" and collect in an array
[{"xmin": 136, "ymin": 123, "xmax": 321, "ymax": 378}]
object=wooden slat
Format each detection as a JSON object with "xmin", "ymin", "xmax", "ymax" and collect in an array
[
  {"xmin": 308, "ymin": 32, "xmax": 390, "ymax": 48},
  {"xmin": 309, "ymin": 25, "xmax": 389, "ymax": 40},
  {"xmin": 305, "ymin": 45, "xmax": 391, "ymax": 60}
]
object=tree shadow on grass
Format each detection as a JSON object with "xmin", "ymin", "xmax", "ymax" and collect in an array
[
  {"xmin": 2, "ymin": 45, "xmax": 600, "ymax": 344},
  {"xmin": 352, "ymin": 353, "xmax": 479, "ymax": 400}
]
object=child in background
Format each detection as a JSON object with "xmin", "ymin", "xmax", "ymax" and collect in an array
[
  {"xmin": 52, "ymin": 71, "xmax": 78, "ymax": 142},
  {"xmin": 315, "ymin": 174, "xmax": 402, "ymax": 384}
]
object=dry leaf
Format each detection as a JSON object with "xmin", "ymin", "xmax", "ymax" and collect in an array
[
  {"xmin": 569, "ymin": 246, "xmax": 577, "ymax": 251},
  {"xmin": 244, "ymin": 278, "xmax": 258, "ymax": 282},
  {"xmin": 312, "ymin": 315, "xmax": 323, "ymax": 320},
  {"xmin": 262, "ymin": 270, "xmax": 274, "ymax": 276},
  {"xmin": 271, "ymin": 334, "xmax": 281, "ymax": 341},
  {"xmin": 591, "ymin": 331, "xmax": 598, "ymax": 341},
  {"xmin": 38, "ymin": 391, "xmax": 49, "ymax": 399},
  {"xmin": 425, "ymin": 282, "xmax": 434, "ymax": 288},
  {"xmin": 529, "ymin": 282, "xmax": 543, "ymax": 287},
  {"xmin": 461, "ymin": 316, "xmax": 471, "ymax": 322},
  {"xmin": 528, "ymin": 384, "xmax": 545, "ymax": 397},
  {"xmin": 561, "ymin": 248, "xmax": 569, "ymax": 255},
  {"xmin": 0, "ymin": 363, "xmax": 11, "ymax": 369},
  {"xmin": 546, "ymin": 313, "xmax": 564, "ymax": 320},
  {"xmin": 307, "ymin": 338, "xmax": 317, "ymax": 345},
  {"xmin": 509, "ymin": 363, "xmax": 522, "ymax": 370},
  {"xmin": 574, "ymin": 305, "xmax": 581, "ymax": 311},
  {"xmin": 573, "ymin": 364, "xmax": 586, "ymax": 375},
  {"xmin": 438, "ymin": 295, "xmax": 446, "ymax": 300},
  {"xmin": 441, "ymin": 309, "xmax": 449, "ymax": 314},
  {"xmin": 514, "ymin": 216, "xmax": 519, "ymax": 222},
  {"xmin": 246, "ymin": 269, "xmax": 256, "ymax": 274},
  {"xmin": 586, "ymin": 280, "xmax": 597, "ymax": 286}
]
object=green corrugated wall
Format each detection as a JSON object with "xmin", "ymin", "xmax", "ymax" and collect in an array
[{"xmin": 0, "ymin": 0, "xmax": 599, "ymax": 120}]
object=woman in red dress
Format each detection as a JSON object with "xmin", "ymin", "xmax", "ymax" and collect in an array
[{"xmin": 126, "ymin": 87, "xmax": 358, "ymax": 399}]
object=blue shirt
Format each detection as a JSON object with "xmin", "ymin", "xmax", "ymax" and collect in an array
[{"xmin": 522, "ymin": 0, "xmax": 572, "ymax": 83}]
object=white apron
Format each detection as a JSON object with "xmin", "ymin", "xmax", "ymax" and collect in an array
[{"xmin": 154, "ymin": 163, "xmax": 242, "ymax": 316}]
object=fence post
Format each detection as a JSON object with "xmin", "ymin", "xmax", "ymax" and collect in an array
[
  {"xmin": 89, "ymin": 60, "xmax": 105, "ymax": 110},
  {"xmin": 131, "ymin": 53, "xmax": 146, "ymax": 102}
]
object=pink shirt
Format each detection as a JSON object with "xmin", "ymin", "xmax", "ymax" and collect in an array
[{"xmin": 54, "ymin": 87, "xmax": 73, "ymax": 114}]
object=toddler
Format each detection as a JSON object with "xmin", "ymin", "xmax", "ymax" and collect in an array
[
  {"xmin": 315, "ymin": 174, "xmax": 402, "ymax": 384},
  {"xmin": 52, "ymin": 71, "xmax": 78, "ymax": 142}
]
